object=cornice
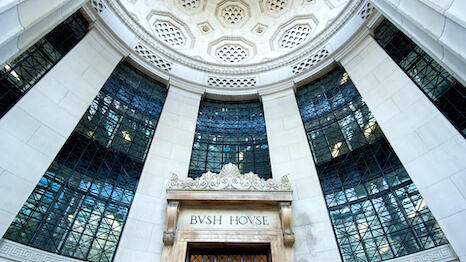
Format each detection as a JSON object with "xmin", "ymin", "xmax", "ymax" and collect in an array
[{"xmin": 168, "ymin": 163, "xmax": 292, "ymax": 192}]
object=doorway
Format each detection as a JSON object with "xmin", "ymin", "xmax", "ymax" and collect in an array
[{"xmin": 186, "ymin": 243, "xmax": 271, "ymax": 262}]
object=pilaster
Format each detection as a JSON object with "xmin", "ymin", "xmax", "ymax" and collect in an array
[
  {"xmin": 0, "ymin": 27, "xmax": 124, "ymax": 239},
  {"xmin": 339, "ymin": 34, "xmax": 466, "ymax": 261},
  {"xmin": 371, "ymin": 0, "xmax": 466, "ymax": 86},
  {"xmin": 113, "ymin": 85, "xmax": 202, "ymax": 262},
  {"xmin": 261, "ymin": 87, "xmax": 341, "ymax": 261},
  {"xmin": 0, "ymin": 0, "xmax": 87, "ymax": 67}
]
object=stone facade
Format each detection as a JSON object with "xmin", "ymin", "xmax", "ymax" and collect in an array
[{"xmin": 0, "ymin": 1, "xmax": 464, "ymax": 262}]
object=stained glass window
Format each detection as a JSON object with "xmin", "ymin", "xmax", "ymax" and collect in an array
[
  {"xmin": 374, "ymin": 19, "xmax": 466, "ymax": 137},
  {"xmin": 0, "ymin": 11, "xmax": 89, "ymax": 118},
  {"xmin": 189, "ymin": 100, "xmax": 272, "ymax": 178},
  {"xmin": 4, "ymin": 62, "xmax": 167, "ymax": 262},
  {"xmin": 296, "ymin": 67, "xmax": 448, "ymax": 261}
]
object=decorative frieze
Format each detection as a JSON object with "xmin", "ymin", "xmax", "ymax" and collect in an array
[
  {"xmin": 385, "ymin": 244, "xmax": 457, "ymax": 262},
  {"xmin": 291, "ymin": 47, "xmax": 329, "ymax": 74},
  {"xmin": 134, "ymin": 43, "xmax": 172, "ymax": 71},
  {"xmin": 359, "ymin": 2, "xmax": 374, "ymax": 20},
  {"xmin": 168, "ymin": 163, "xmax": 291, "ymax": 191},
  {"xmin": 91, "ymin": 0, "xmax": 106, "ymax": 13},
  {"xmin": 0, "ymin": 239, "xmax": 81, "ymax": 262},
  {"xmin": 207, "ymin": 77, "xmax": 257, "ymax": 88}
]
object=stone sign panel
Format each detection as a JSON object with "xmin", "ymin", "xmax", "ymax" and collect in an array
[{"xmin": 178, "ymin": 208, "xmax": 281, "ymax": 230}]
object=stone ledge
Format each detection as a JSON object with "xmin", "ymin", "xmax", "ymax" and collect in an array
[
  {"xmin": 0, "ymin": 239, "xmax": 82, "ymax": 262},
  {"xmin": 385, "ymin": 244, "xmax": 457, "ymax": 262}
]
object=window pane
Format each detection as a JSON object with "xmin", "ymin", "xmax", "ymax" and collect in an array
[
  {"xmin": 296, "ymin": 67, "xmax": 448, "ymax": 262},
  {"xmin": 374, "ymin": 19, "xmax": 466, "ymax": 137},
  {"xmin": 0, "ymin": 12, "xmax": 89, "ymax": 117},
  {"xmin": 189, "ymin": 100, "xmax": 272, "ymax": 179},
  {"xmin": 4, "ymin": 63, "xmax": 167, "ymax": 262}
]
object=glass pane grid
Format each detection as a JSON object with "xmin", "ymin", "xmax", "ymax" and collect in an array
[
  {"xmin": 0, "ymin": 12, "xmax": 89, "ymax": 117},
  {"xmin": 188, "ymin": 100, "xmax": 272, "ymax": 179},
  {"xmin": 296, "ymin": 67, "xmax": 448, "ymax": 261},
  {"xmin": 5, "ymin": 63, "xmax": 167, "ymax": 261},
  {"xmin": 374, "ymin": 19, "xmax": 466, "ymax": 137}
]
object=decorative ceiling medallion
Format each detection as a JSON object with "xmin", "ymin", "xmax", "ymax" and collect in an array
[
  {"xmin": 175, "ymin": 0, "xmax": 206, "ymax": 14},
  {"xmin": 279, "ymin": 24, "xmax": 311, "ymax": 49},
  {"xmin": 270, "ymin": 15, "xmax": 317, "ymax": 51},
  {"xmin": 260, "ymin": 0, "xmax": 292, "ymax": 17},
  {"xmin": 209, "ymin": 37, "xmax": 256, "ymax": 64},
  {"xmin": 252, "ymin": 23, "xmax": 268, "ymax": 36},
  {"xmin": 266, "ymin": 0, "xmax": 288, "ymax": 12},
  {"xmin": 216, "ymin": 45, "xmax": 249, "ymax": 63},
  {"xmin": 179, "ymin": 0, "xmax": 200, "ymax": 9},
  {"xmin": 153, "ymin": 21, "xmax": 185, "ymax": 46},
  {"xmin": 198, "ymin": 21, "xmax": 213, "ymax": 34},
  {"xmin": 215, "ymin": 0, "xmax": 250, "ymax": 28},
  {"xmin": 222, "ymin": 5, "xmax": 244, "ymax": 25},
  {"xmin": 147, "ymin": 11, "xmax": 195, "ymax": 48}
]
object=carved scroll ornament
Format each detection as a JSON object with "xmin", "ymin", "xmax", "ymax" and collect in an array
[{"xmin": 168, "ymin": 163, "xmax": 291, "ymax": 191}]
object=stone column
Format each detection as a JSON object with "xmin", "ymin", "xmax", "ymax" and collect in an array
[
  {"xmin": 339, "ymin": 35, "xmax": 466, "ymax": 261},
  {"xmin": 371, "ymin": 0, "xmax": 466, "ymax": 85},
  {"xmin": 261, "ymin": 87, "xmax": 341, "ymax": 261},
  {"xmin": 114, "ymin": 85, "xmax": 202, "ymax": 262},
  {"xmin": 0, "ymin": 28, "xmax": 125, "ymax": 238},
  {"xmin": 0, "ymin": 0, "xmax": 87, "ymax": 66}
]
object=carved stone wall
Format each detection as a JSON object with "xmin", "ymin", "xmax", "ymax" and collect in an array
[
  {"xmin": 168, "ymin": 163, "xmax": 291, "ymax": 191},
  {"xmin": 163, "ymin": 163, "xmax": 295, "ymax": 262},
  {"xmin": 0, "ymin": 239, "xmax": 81, "ymax": 262},
  {"xmin": 385, "ymin": 244, "xmax": 457, "ymax": 262}
]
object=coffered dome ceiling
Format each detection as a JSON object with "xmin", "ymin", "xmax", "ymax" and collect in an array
[{"xmin": 88, "ymin": 0, "xmax": 376, "ymax": 93}]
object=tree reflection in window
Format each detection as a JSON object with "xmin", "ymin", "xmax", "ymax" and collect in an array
[
  {"xmin": 296, "ymin": 67, "xmax": 448, "ymax": 261},
  {"xmin": 4, "ymin": 62, "xmax": 167, "ymax": 262}
]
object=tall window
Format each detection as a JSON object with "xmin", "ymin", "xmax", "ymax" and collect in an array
[
  {"xmin": 374, "ymin": 19, "xmax": 466, "ymax": 137},
  {"xmin": 296, "ymin": 67, "xmax": 448, "ymax": 261},
  {"xmin": 189, "ymin": 100, "xmax": 272, "ymax": 178},
  {"xmin": 0, "ymin": 12, "xmax": 89, "ymax": 118},
  {"xmin": 4, "ymin": 63, "xmax": 167, "ymax": 262}
]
